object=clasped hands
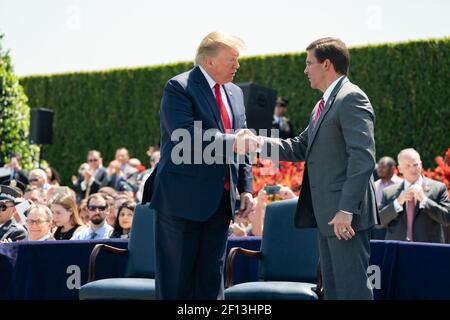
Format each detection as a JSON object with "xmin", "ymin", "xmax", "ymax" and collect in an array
[
  {"xmin": 233, "ymin": 129, "xmax": 263, "ymax": 154},
  {"xmin": 397, "ymin": 185, "xmax": 426, "ymax": 205}
]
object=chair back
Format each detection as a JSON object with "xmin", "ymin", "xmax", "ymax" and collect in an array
[
  {"xmin": 259, "ymin": 199, "xmax": 319, "ymax": 283},
  {"xmin": 125, "ymin": 204, "xmax": 155, "ymax": 278}
]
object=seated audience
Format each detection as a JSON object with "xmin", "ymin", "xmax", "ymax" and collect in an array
[
  {"xmin": 78, "ymin": 199, "xmax": 91, "ymax": 226},
  {"xmin": 379, "ymin": 148, "xmax": 450, "ymax": 243},
  {"xmin": 45, "ymin": 166, "xmax": 61, "ymax": 186},
  {"xmin": 24, "ymin": 186, "xmax": 48, "ymax": 206},
  {"xmin": 374, "ymin": 156, "xmax": 403, "ymax": 207},
  {"xmin": 72, "ymin": 193, "xmax": 113, "ymax": 240},
  {"xmin": 49, "ymin": 187, "xmax": 84, "ymax": 240},
  {"xmin": 28, "ymin": 168, "xmax": 51, "ymax": 192},
  {"xmin": 26, "ymin": 204, "xmax": 54, "ymax": 241},
  {"xmin": 0, "ymin": 184, "xmax": 28, "ymax": 242},
  {"xmin": 110, "ymin": 201, "xmax": 136, "ymax": 239}
]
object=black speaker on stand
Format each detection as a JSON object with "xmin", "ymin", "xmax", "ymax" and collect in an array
[
  {"xmin": 29, "ymin": 108, "xmax": 54, "ymax": 167},
  {"xmin": 237, "ymin": 82, "xmax": 277, "ymax": 135}
]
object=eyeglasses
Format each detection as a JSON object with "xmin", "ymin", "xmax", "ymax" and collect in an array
[
  {"xmin": 29, "ymin": 178, "xmax": 39, "ymax": 183},
  {"xmin": 0, "ymin": 202, "xmax": 14, "ymax": 212},
  {"xmin": 26, "ymin": 219, "xmax": 48, "ymax": 226},
  {"xmin": 88, "ymin": 159, "xmax": 99, "ymax": 162},
  {"xmin": 88, "ymin": 205, "xmax": 108, "ymax": 212},
  {"xmin": 305, "ymin": 61, "xmax": 322, "ymax": 68}
]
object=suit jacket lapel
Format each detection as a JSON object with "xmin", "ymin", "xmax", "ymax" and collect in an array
[
  {"xmin": 192, "ymin": 67, "xmax": 225, "ymax": 132},
  {"xmin": 306, "ymin": 77, "xmax": 348, "ymax": 158}
]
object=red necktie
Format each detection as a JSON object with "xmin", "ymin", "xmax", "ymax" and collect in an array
[
  {"xmin": 214, "ymin": 83, "xmax": 231, "ymax": 191},
  {"xmin": 406, "ymin": 197, "xmax": 416, "ymax": 241},
  {"xmin": 313, "ymin": 98, "xmax": 325, "ymax": 128}
]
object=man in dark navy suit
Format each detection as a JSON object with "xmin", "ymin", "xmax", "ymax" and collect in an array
[{"xmin": 150, "ymin": 32, "xmax": 255, "ymax": 299}]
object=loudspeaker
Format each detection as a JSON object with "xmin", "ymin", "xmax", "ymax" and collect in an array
[
  {"xmin": 237, "ymin": 82, "xmax": 277, "ymax": 133},
  {"xmin": 29, "ymin": 108, "xmax": 54, "ymax": 145}
]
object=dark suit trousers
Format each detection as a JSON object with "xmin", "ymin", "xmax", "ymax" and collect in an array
[
  {"xmin": 319, "ymin": 229, "xmax": 373, "ymax": 300},
  {"xmin": 155, "ymin": 191, "xmax": 231, "ymax": 300}
]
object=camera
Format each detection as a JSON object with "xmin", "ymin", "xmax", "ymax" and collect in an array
[{"xmin": 264, "ymin": 185, "xmax": 281, "ymax": 195}]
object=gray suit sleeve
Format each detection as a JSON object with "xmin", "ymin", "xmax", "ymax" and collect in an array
[
  {"xmin": 337, "ymin": 92, "xmax": 376, "ymax": 215},
  {"xmin": 423, "ymin": 184, "xmax": 450, "ymax": 226},
  {"xmin": 259, "ymin": 126, "xmax": 308, "ymax": 162},
  {"xmin": 378, "ymin": 191, "xmax": 402, "ymax": 227}
]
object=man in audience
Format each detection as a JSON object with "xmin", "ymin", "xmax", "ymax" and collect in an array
[
  {"xmin": 0, "ymin": 184, "xmax": 28, "ymax": 242},
  {"xmin": 0, "ymin": 153, "xmax": 29, "ymax": 191},
  {"xmin": 379, "ymin": 148, "xmax": 450, "ymax": 243},
  {"xmin": 115, "ymin": 148, "xmax": 137, "ymax": 179},
  {"xmin": 28, "ymin": 169, "xmax": 51, "ymax": 192},
  {"xmin": 73, "ymin": 150, "xmax": 109, "ymax": 201},
  {"xmin": 24, "ymin": 186, "xmax": 48, "ymax": 206},
  {"xmin": 106, "ymin": 160, "xmax": 133, "ymax": 192},
  {"xmin": 73, "ymin": 193, "xmax": 113, "ymax": 240},
  {"xmin": 26, "ymin": 204, "xmax": 54, "ymax": 241},
  {"xmin": 374, "ymin": 156, "xmax": 403, "ymax": 207}
]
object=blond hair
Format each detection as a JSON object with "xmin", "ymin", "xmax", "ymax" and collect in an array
[
  {"xmin": 397, "ymin": 148, "xmax": 421, "ymax": 165},
  {"xmin": 195, "ymin": 31, "xmax": 245, "ymax": 66}
]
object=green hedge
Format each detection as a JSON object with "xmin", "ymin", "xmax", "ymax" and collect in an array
[{"xmin": 20, "ymin": 38, "xmax": 449, "ymax": 183}]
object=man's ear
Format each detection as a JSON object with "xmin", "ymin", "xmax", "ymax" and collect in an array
[
  {"xmin": 323, "ymin": 59, "xmax": 332, "ymax": 71},
  {"xmin": 203, "ymin": 56, "xmax": 214, "ymax": 69}
]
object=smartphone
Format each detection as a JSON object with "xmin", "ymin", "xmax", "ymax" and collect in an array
[
  {"xmin": 15, "ymin": 200, "xmax": 32, "ymax": 224},
  {"xmin": 264, "ymin": 185, "xmax": 281, "ymax": 195}
]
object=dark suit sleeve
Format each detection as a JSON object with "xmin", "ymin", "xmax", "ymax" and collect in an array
[
  {"xmin": 160, "ymin": 79, "xmax": 235, "ymax": 161},
  {"xmin": 337, "ymin": 92, "xmax": 376, "ymax": 215},
  {"xmin": 378, "ymin": 191, "xmax": 402, "ymax": 227},
  {"xmin": 260, "ymin": 126, "xmax": 309, "ymax": 162},
  {"xmin": 94, "ymin": 169, "xmax": 109, "ymax": 187},
  {"xmin": 423, "ymin": 184, "xmax": 450, "ymax": 226},
  {"xmin": 8, "ymin": 228, "xmax": 28, "ymax": 242}
]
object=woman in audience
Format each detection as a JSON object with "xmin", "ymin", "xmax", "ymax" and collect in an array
[
  {"xmin": 26, "ymin": 204, "xmax": 54, "ymax": 241},
  {"xmin": 110, "ymin": 201, "xmax": 136, "ymax": 239},
  {"xmin": 49, "ymin": 188, "xmax": 84, "ymax": 240}
]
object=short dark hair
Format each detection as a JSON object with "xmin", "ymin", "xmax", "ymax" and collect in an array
[
  {"xmin": 87, "ymin": 193, "xmax": 107, "ymax": 207},
  {"xmin": 378, "ymin": 156, "xmax": 396, "ymax": 168},
  {"xmin": 306, "ymin": 37, "xmax": 350, "ymax": 75}
]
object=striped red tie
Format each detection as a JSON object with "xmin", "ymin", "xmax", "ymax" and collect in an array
[
  {"xmin": 313, "ymin": 98, "xmax": 325, "ymax": 128},
  {"xmin": 214, "ymin": 83, "xmax": 231, "ymax": 191}
]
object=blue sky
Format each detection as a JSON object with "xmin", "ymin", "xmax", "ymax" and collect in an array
[{"xmin": 0, "ymin": 0, "xmax": 449, "ymax": 76}]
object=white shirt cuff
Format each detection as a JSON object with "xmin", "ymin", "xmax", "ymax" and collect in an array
[
  {"xmin": 393, "ymin": 199, "xmax": 404, "ymax": 213},
  {"xmin": 419, "ymin": 197, "xmax": 428, "ymax": 209},
  {"xmin": 340, "ymin": 210, "xmax": 353, "ymax": 215}
]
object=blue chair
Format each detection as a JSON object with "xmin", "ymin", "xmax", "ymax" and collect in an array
[
  {"xmin": 225, "ymin": 199, "xmax": 321, "ymax": 300},
  {"xmin": 79, "ymin": 204, "xmax": 155, "ymax": 300}
]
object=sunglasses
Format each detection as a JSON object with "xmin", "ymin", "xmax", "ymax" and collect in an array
[
  {"xmin": 88, "ymin": 205, "xmax": 108, "ymax": 212},
  {"xmin": 0, "ymin": 202, "xmax": 14, "ymax": 212},
  {"xmin": 88, "ymin": 159, "xmax": 99, "ymax": 162},
  {"xmin": 29, "ymin": 178, "xmax": 39, "ymax": 183}
]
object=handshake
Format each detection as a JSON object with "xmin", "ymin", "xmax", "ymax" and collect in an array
[{"xmin": 233, "ymin": 129, "xmax": 263, "ymax": 155}]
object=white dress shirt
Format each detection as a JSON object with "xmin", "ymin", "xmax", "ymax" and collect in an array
[
  {"xmin": 199, "ymin": 65, "xmax": 233, "ymax": 128},
  {"xmin": 393, "ymin": 175, "xmax": 429, "ymax": 212}
]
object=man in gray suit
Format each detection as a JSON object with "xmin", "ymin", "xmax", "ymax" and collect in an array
[
  {"xmin": 379, "ymin": 148, "xmax": 450, "ymax": 243},
  {"xmin": 236, "ymin": 37, "xmax": 379, "ymax": 299}
]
